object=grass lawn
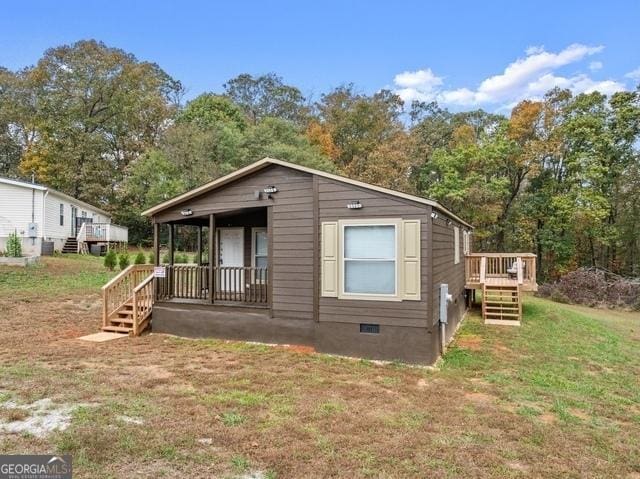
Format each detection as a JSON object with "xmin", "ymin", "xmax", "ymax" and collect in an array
[{"xmin": 0, "ymin": 256, "xmax": 639, "ymax": 478}]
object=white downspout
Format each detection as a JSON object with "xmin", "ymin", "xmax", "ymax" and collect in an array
[{"xmin": 42, "ymin": 190, "xmax": 48, "ymax": 239}]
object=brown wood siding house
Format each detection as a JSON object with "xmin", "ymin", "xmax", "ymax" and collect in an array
[{"xmin": 142, "ymin": 158, "xmax": 472, "ymax": 364}]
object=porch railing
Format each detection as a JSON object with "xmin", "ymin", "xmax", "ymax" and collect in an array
[
  {"xmin": 77, "ymin": 223, "xmax": 129, "ymax": 243},
  {"xmin": 156, "ymin": 265, "xmax": 268, "ymax": 305},
  {"xmin": 465, "ymin": 253, "xmax": 537, "ymax": 290}
]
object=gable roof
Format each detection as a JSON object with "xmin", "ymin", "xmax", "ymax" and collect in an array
[
  {"xmin": 141, "ymin": 157, "xmax": 472, "ymax": 228},
  {"xmin": 0, "ymin": 176, "xmax": 111, "ymax": 217}
]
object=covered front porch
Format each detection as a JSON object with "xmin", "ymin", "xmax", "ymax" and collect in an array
[{"xmin": 152, "ymin": 206, "xmax": 271, "ymax": 308}]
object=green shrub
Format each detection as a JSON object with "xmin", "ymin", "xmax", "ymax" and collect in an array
[
  {"xmin": 118, "ymin": 253, "xmax": 130, "ymax": 270},
  {"xmin": 159, "ymin": 251, "xmax": 191, "ymax": 264},
  {"xmin": 175, "ymin": 253, "xmax": 189, "ymax": 264},
  {"xmin": 148, "ymin": 251, "xmax": 155, "ymax": 264},
  {"xmin": 6, "ymin": 231, "xmax": 22, "ymax": 257},
  {"xmin": 134, "ymin": 251, "xmax": 146, "ymax": 265},
  {"xmin": 104, "ymin": 250, "xmax": 117, "ymax": 271}
]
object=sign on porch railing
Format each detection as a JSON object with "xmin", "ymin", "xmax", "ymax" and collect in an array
[{"xmin": 153, "ymin": 266, "xmax": 166, "ymax": 278}]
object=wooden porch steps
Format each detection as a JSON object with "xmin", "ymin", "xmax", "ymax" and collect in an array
[
  {"xmin": 61, "ymin": 237, "xmax": 78, "ymax": 254},
  {"xmin": 101, "ymin": 325, "xmax": 133, "ymax": 333},
  {"xmin": 102, "ymin": 301, "xmax": 139, "ymax": 333},
  {"xmin": 102, "ymin": 265, "xmax": 155, "ymax": 336},
  {"xmin": 482, "ymin": 283, "xmax": 521, "ymax": 326}
]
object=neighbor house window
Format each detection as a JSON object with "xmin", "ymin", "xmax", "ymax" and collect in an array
[
  {"xmin": 252, "ymin": 228, "xmax": 268, "ymax": 270},
  {"xmin": 81, "ymin": 210, "xmax": 87, "ymax": 217},
  {"xmin": 342, "ymin": 223, "xmax": 397, "ymax": 297},
  {"xmin": 454, "ymin": 226, "xmax": 460, "ymax": 264},
  {"xmin": 59, "ymin": 204, "xmax": 64, "ymax": 226}
]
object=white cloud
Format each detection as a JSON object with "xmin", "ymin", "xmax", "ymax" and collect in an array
[
  {"xmin": 392, "ymin": 44, "xmax": 627, "ymax": 110},
  {"xmin": 625, "ymin": 67, "xmax": 640, "ymax": 81},
  {"xmin": 589, "ymin": 61, "xmax": 603, "ymax": 71},
  {"xmin": 393, "ymin": 69, "xmax": 443, "ymax": 102},
  {"xmin": 525, "ymin": 45, "xmax": 546, "ymax": 55},
  {"xmin": 394, "ymin": 68, "xmax": 443, "ymax": 89}
]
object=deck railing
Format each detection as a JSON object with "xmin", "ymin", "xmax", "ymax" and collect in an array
[
  {"xmin": 465, "ymin": 253, "xmax": 537, "ymax": 289},
  {"xmin": 156, "ymin": 265, "xmax": 269, "ymax": 305},
  {"xmin": 77, "ymin": 223, "xmax": 128, "ymax": 243}
]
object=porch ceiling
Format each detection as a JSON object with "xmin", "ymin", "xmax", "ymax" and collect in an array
[{"xmin": 157, "ymin": 206, "xmax": 268, "ymax": 225}]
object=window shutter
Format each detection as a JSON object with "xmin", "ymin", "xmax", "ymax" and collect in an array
[
  {"xmin": 321, "ymin": 222, "xmax": 338, "ymax": 297},
  {"xmin": 401, "ymin": 220, "xmax": 421, "ymax": 300}
]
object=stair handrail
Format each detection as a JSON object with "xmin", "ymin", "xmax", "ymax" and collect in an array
[
  {"xmin": 132, "ymin": 273, "xmax": 154, "ymax": 336},
  {"xmin": 76, "ymin": 223, "xmax": 87, "ymax": 252},
  {"xmin": 102, "ymin": 264, "xmax": 154, "ymax": 328}
]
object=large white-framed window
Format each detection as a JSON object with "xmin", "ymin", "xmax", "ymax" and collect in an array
[
  {"xmin": 339, "ymin": 219, "xmax": 399, "ymax": 300},
  {"xmin": 321, "ymin": 218, "xmax": 421, "ymax": 301},
  {"xmin": 454, "ymin": 226, "xmax": 460, "ymax": 264}
]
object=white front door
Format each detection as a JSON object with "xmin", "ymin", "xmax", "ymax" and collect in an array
[{"xmin": 218, "ymin": 228, "xmax": 244, "ymax": 292}]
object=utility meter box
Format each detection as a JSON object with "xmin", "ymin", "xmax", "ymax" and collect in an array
[
  {"xmin": 439, "ymin": 283, "xmax": 453, "ymax": 324},
  {"xmin": 27, "ymin": 223, "xmax": 38, "ymax": 238}
]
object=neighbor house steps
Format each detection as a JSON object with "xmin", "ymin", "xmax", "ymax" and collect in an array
[
  {"xmin": 61, "ymin": 237, "xmax": 78, "ymax": 254},
  {"xmin": 482, "ymin": 283, "xmax": 522, "ymax": 326}
]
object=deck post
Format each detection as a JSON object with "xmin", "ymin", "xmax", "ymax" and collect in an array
[
  {"xmin": 208, "ymin": 214, "xmax": 215, "ymax": 303},
  {"xmin": 196, "ymin": 226, "xmax": 202, "ymax": 266},
  {"xmin": 516, "ymin": 257, "xmax": 524, "ymax": 284},
  {"xmin": 168, "ymin": 224, "xmax": 174, "ymax": 297},
  {"xmin": 168, "ymin": 224, "xmax": 174, "ymax": 265},
  {"xmin": 196, "ymin": 226, "xmax": 202, "ymax": 297},
  {"xmin": 132, "ymin": 290, "xmax": 139, "ymax": 336},
  {"xmin": 153, "ymin": 222, "xmax": 160, "ymax": 300},
  {"xmin": 267, "ymin": 206, "xmax": 273, "ymax": 316}
]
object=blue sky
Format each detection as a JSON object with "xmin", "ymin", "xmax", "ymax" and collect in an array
[{"xmin": 2, "ymin": 0, "xmax": 639, "ymax": 111}]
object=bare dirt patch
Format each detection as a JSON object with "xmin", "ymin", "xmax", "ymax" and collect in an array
[
  {"xmin": 464, "ymin": 391, "xmax": 499, "ymax": 405},
  {"xmin": 538, "ymin": 413, "xmax": 557, "ymax": 425},
  {"xmin": 456, "ymin": 334, "xmax": 484, "ymax": 350},
  {"xmin": 0, "ymin": 398, "xmax": 92, "ymax": 438}
]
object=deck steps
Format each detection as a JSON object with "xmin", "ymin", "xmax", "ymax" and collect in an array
[
  {"xmin": 61, "ymin": 237, "xmax": 78, "ymax": 254},
  {"xmin": 482, "ymin": 283, "xmax": 521, "ymax": 326}
]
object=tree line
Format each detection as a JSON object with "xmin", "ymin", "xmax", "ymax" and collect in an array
[{"xmin": 1, "ymin": 40, "xmax": 639, "ymax": 279}]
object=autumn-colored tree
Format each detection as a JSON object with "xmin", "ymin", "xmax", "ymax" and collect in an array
[
  {"xmin": 315, "ymin": 86, "xmax": 404, "ymax": 171},
  {"xmin": 306, "ymin": 120, "xmax": 340, "ymax": 160},
  {"xmin": 17, "ymin": 40, "xmax": 182, "ymax": 208},
  {"xmin": 345, "ymin": 132, "xmax": 417, "ymax": 193}
]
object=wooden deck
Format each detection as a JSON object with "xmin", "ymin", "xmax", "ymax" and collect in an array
[{"xmin": 465, "ymin": 253, "xmax": 537, "ymax": 325}]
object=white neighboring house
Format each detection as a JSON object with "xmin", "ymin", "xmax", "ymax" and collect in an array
[{"xmin": 0, "ymin": 176, "xmax": 128, "ymax": 256}]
